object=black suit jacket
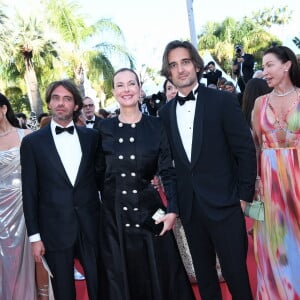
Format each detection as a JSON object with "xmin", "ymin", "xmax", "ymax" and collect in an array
[
  {"xmin": 20, "ymin": 124, "xmax": 104, "ymax": 251},
  {"xmin": 159, "ymin": 85, "xmax": 256, "ymax": 222},
  {"xmin": 233, "ymin": 53, "xmax": 254, "ymax": 83},
  {"xmin": 93, "ymin": 115, "xmax": 103, "ymax": 129},
  {"xmin": 203, "ymin": 69, "xmax": 222, "ymax": 86}
]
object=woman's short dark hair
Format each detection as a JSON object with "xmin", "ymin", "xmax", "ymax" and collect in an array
[
  {"xmin": 207, "ymin": 61, "xmax": 215, "ymax": 66},
  {"xmin": 263, "ymin": 46, "xmax": 300, "ymax": 88},
  {"xmin": 0, "ymin": 93, "xmax": 20, "ymax": 128},
  {"xmin": 98, "ymin": 108, "xmax": 110, "ymax": 118},
  {"xmin": 37, "ymin": 112, "xmax": 50, "ymax": 124},
  {"xmin": 45, "ymin": 79, "xmax": 83, "ymax": 111},
  {"xmin": 160, "ymin": 40, "xmax": 204, "ymax": 81},
  {"xmin": 224, "ymin": 81, "xmax": 235, "ymax": 88},
  {"xmin": 112, "ymin": 68, "xmax": 140, "ymax": 88},
  {"xmin": 163, "ymin": 79, "xmax": 176, "ymax": 93}
]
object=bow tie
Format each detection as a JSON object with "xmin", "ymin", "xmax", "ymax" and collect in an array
[
  {"xmin": 177, "ymin": 90, "xmax": 196, "ymax": 106},
  {"xmin": 86, "ymin": 120, "xmax": 95, "ymax": 124},
  {"xmin": 55, "ymin": 126, "xmax": 74, "ymax": 135}
]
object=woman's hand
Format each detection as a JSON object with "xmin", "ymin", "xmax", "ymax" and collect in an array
[
  {"xmin": 240, "ymin": 200, "xmax": 247, "ymax": 213},
  {"xmin": 156, "ymin": 212, "xmax": 177, "ymax": 236},
  {"xmin": 151, "ymin": 175, "xmax": 164, "ymax": 191},
  {"xmin": 255, "ymin": 176, "xmax": 263, "ymax": 200},
  {"xmin": 31, "ymin": 241, "xmax": 45, "ymax": 263}
]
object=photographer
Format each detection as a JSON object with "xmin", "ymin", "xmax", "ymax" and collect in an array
[
  {"xmin": 232, "ymin": 45, "xmax": 254, "ymax": 92},
  {"xmin": 141, "ymin": 92, "xmax": 166, "ymax": 116},
  {"xmin": 203, "ymin": 61, "xmax": 222, "ymax": 86}
]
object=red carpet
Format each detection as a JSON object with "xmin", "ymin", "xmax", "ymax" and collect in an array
[{"xmin": 75, "ymin": 217, "xmax": 257, "ymax": 300}]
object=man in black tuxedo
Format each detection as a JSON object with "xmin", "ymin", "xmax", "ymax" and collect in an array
[
  {"xmin": 82, "ymin": 96, "xmax": 102, "ymax": 128},
  {"xmin": 202, "ymin": 61, "xmax": 222, "ymax": 86},
  {"xmin": 159, "ymin": 40, "xmax": 256, "ymax": 300},
  {"xmin": 232, "ymin": 44, "xmax": 254, "ymax": 92},
  {"xmin": 21, "ymin": 80, "xmax": 104, "ymax": 300}
]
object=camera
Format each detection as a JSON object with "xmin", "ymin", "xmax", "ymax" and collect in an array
[
  {"xmin": 204, "ymin": 61, "xmax": 215, "ymax": 72},
  {"xmin": 235, "ymin": 45, "xmax": 242, "ymax": 58},
  {"xmin": 204, "ymin": 64, "xmax": 209, "ymax": 71}
]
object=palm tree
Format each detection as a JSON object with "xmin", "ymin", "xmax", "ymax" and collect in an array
[
  {"xmin": 0, "ymin": 10, "xmax": 60, "ymax": 116},
  {"xmin": 0, "ymin": 8, "xmax": 8, "ymax": 59},
  {"xmin": 5, "ymin": 86, "xmax": 31, "ymax": 113},
  {"xmin": 46, "ymin": 0, "xmax": 134, "ymax": 103},
  {"xmin": 293, "ymin": 35, "xmax": 300, "ymax": 49},
  {"xmin": 198, "ymin": 16, "xmax": 280, "ymax": 74},
  {"xmin": 0, "ymin": 7, "xmax": 13, "ymax": 73}
]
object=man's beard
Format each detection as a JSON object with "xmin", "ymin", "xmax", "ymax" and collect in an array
[{"xmin": 53, "ymin": 112, "xmax": 73, "ymax": 122}]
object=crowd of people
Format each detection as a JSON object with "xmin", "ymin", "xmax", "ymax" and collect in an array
[{"xmin": 1, "ymin": 41, "xmax": 300, "ymax": 300}]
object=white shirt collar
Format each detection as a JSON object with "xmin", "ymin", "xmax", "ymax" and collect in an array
[
  {"xmin": 50, "ymin": 119, "xmax": 75, "ymax": 135},
  {"xmin": 178, "ymin": 83, "xmax": 199, "ymax": 98},
  {"xmin": 86, "ymin": 115, "xmax": 96, "ymax": 121}
]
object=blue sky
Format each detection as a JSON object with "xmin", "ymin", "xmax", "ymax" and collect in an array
[
  {"xmin": 77, "ymin": 0, "xmax": 299, "ymax": 65},
  {"xmin": 8, "ymin": 0, "xmax": 299, "ymax": 94},
  {"xmin": 9, "ymin": 0, "xmax": 299, "ymax": 67},
  {"xmin": 76, "ymin": 0, "xmax": 298, "ymax": 93}
]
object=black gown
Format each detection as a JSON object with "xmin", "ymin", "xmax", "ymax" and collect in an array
[{"xmin": 98, "ymin": 115, "xmax": 195, "ymax": 300}]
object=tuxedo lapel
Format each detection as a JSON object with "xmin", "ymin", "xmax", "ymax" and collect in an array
[
  {"xmin": 190, "ymin": 87, "xmax": 205, "ymax": 168},
  {"xmin": 41, "ymin": 125, "xmax": 73, "ymax": 185},
  {"xmin": 93, "ymin": 116, "xmax": 102, "ymax": 129},
  {"xmin": 74, "ymin": 126, "xmax": 89, "ymax": 186},
  {"xmin": 169, "ymin": 99, "xmax": 191, "ymax": 168}
]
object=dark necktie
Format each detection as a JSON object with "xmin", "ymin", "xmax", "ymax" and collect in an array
[
  {"xmin": 177, "ymin": 90, "xmax": 195, "ymax": 106},
  {"xmin": 55, "ymin": 126, "xmax": 74, "ymax": 135},
  {"xmin": 86, "ymin": 120, "xmax": 95, "ymax": 124}
]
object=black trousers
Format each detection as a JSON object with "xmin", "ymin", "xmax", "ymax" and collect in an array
[
  {"xmin": 237, "ymin": 76, "xmax": 246, "ymax": 93},
  {"xmin": 45, "ymin": 231, "xmax": 100, "ymax": 300},
  {"xmin": 183, "ymin": 201, "xmax": 252, "ymax": 300}
]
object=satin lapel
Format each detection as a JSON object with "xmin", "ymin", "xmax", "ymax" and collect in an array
[
  {"xmin": 42, "ymin": 125, "xmax": 72, "ymax": 184},
  {"xmin": 74, "ymin": 126, "xmax": 89, "ymax": 186},
  {"xmin": 170, "ymin": 99, "xmax": 191, "ymax": 168},
  {"xmin": 190, "ymin": 87, "xmax": 205, "ymax": 169}
]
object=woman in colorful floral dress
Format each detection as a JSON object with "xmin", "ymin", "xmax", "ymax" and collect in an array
[{"xmin": 252, "ymin": 46, "xmax": 300, "ymax": 299}]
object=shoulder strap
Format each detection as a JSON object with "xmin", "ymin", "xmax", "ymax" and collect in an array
[{"xmin": 17, "ymin": 128, "xmax": 25, "ymax": 141}]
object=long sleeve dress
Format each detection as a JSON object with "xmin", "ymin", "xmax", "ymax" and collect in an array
[
  {"xmin": 253, "ymin": 94, "xmax": 300, "ymax": 299},
  {"xmin": 98, "ymin": 115, "xmax": 195, "ymax": 300},
  {"xmin": 0, "ymin": 129, "xmax": 36, "ymax": 300}
]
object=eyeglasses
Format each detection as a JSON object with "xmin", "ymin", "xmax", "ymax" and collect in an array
[{"xmin": 82, "ymin": 104, "xmax": 94, "ymax": 108}]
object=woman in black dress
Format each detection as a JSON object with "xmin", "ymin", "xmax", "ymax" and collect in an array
[{"xmin": 98, "ymin": 68, "xmax": 195, "ymax": 300}]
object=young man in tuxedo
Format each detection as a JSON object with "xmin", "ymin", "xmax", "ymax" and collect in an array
[
  {"xmin": 232, "ymin": 44, "xmax": 254, "ymax": 92},
  {"xmin": 20, "ymin": 80, "xmax": 104, "ymax": 300},
  {"xmin": 82, "ymin": 96, "xmax": 102, "ymax": 128},
  {"xmin": 202, "ymin": 61, "xmax": 222, "ymax": 86},
  {"xmin": 159, "ymin": 40, "xmax": 256, "ymax": 300}
]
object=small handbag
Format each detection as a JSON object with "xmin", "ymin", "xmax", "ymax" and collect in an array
[
  {"xmin": 143, "ymin": 208, "xmax": 166, "ymax": 236},
  {"xmin": 244, "ymin": 197, "xmax": 265, "ymax": 221},
  {"xmin": 143, "ymin": 176, "xmax": 168, "ymax": 236}
]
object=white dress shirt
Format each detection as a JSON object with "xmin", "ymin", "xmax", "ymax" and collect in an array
[
  {"xmin": 86, "ymin": 116, "xmax": 95, "ymax": 129},
  {"xmin": 51, "ymin": 120, "xmax": 82, "ymax": 185},
  {"xmin": 176, "ymin": 85, "xmax": 199, "ymax": 162}
]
